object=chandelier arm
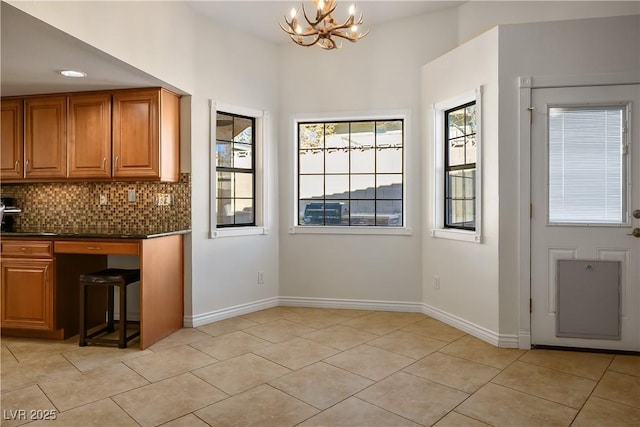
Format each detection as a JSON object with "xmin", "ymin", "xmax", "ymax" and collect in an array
[
  {"xmin": 330, "ymin": 28, "xmax": 370, "ymax": 42},
  {"xmin": 302, "ymin": 2, "xmax": 337, "ymax": 27},
  {"xmin": 288, "ymin": 33, "xmax": 322, "ymax": 47}
]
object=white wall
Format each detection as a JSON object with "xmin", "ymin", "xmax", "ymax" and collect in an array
[
  {"xmin": 278, "ymin": 7, "xmax": 460, "ymax": 305},
  {"xmin": 421, "ymin": 28, "xmax": 501, "ymax": 334},
  {"xmin": 457, "ymin": 1, "xmax": 640, "ymax": 44},
  {"xmin": 10, "ymin": 1, "xmax": 282, "ymax": 323},
  {"xmin": 496, "ymin": 14, "xmax": 640, "ymax": 338}
]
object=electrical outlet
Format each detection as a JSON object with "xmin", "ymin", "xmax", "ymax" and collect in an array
[
  {"xmin": 127, "ymin": 189, "xmax": 137, "ymax": 203},
  {"xmin": 434, "ymin": 275, "xmax": 440, "ymax": 290},
  {"xmin": 257, "ymin": 271, "xmax": 264, "ymax": 284},
  {"xmin": 99, "ymin": 194, "xmax": 108, "ymax": 205},
  {"xmin": 155, "ymin": 193, "xmax": 172, "ymax": 206}
]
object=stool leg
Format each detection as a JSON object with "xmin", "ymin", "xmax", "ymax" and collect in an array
[
  {"xmin": 107, "ymin": 284, "xmax": 115, "ymax": 333},
  {"xmin": 79, "ymin": 282, "xmax": 87, "ymax": 347},
  {"xmin": 119, "ymin": 281, "xmax": 127, "ymax": 349}
]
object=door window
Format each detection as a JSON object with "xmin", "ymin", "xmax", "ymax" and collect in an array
[{"xmin": 548, "ymin": 106, "xmax": 627, "ymax": 224}]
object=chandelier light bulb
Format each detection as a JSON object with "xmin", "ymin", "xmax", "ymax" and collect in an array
[
  {"xmin": 296, "ymin": 24, "xmax": 303, "ymax": 34},
  {"xmin": 318, "ymin": 0, "xmax": 324, "ymax": 11},
  {"xmin": 351, "ymin": 25, "xmax": 357, "ymax": 33},
  {"xmin": 290, "ymin": 8, "xmax": 297, "ymax": 19},
  {"xmin": 349, "ymin": 4, "xmax": 355, "ymax": 16}
]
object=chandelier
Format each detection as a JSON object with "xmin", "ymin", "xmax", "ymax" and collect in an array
[{"xmin": 279, "ymin": 0, "xmax": 369, "ymax": 50}]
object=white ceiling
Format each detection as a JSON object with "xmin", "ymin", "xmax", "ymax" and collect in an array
[
  {"xmin": 1, "ymin": 1, "xmax": 463, "ymax": 97},
  {"xmin": 186, "ymin": 1, "xmax": 463, "ymax": 45}
]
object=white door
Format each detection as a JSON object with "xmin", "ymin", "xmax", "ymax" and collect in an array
[{"xmin": 531, "ymin": 84, "xmax": 640, "ymax": 351}]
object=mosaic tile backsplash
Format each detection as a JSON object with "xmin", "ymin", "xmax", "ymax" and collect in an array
[{"xmin": 0, "ymin": 174, "xmax": 191, "ymax": 231}]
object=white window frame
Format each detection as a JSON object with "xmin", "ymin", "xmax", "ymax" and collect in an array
[
  {"xmin": 209, "ymin": 100, "xmax": 269, "ymax": 238},
  {"xmin": 290, "ymin": 109, "xmax": 412, "ymax": 236},
  {"xmin": 432, "ymin": 87, "xmax": 482, "ymax": 243}
]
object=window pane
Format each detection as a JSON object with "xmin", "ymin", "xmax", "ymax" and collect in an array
[
  {"xmin": 326, "ymin": 122, "xmax": 348, "ymax": 148},
  {"xmin": 299, "ymin": 175, "xmax": 324, "ymax": 199},
  {"xmin": 217, "ymin": 198, "xmax": 234, "ymax": 225},
  {"xmin": 465, "ymin": 135, "xmax": 476, "ymax": 164},
  {"xmin": 300, "ymin": 123, "xmax": 324, "ymax": 149},
  {"xmin": 351, "ymin": 147, "xmax": 375, "ymax": 173},
  {"xmin": 376, "ymin": 200, "xmax": 402, "ymax": 226},
  {"xmin": 234, "ymin": 199, "xmax": 254, "ymax": 224},
  {"xmin": 233, "ymin": 142, "xmax": 252, "ymax": 169},
  {"xmin": 377, "ymin": 148, "xmax": 402, "ymax": 173},
  {"xmin": 233, "ymin": 117, "xmax": 252, "ymax": 143},
  {"xmin": 351, "ymin": 200, "xmax": 375, "ymax": 226},
  {"xmin": 235, "ymin": 172, "xmax": 253, "ymax": 198},
  {"xmin": 376, "ymin": 175, "xmax": 402, "ymax": 199},
  {"xmin": 326, "ymin": 175, "xmax": 349, "ymax": 199},
  {"xmin": 217, "ymin": 172, "xmax": 233, "ymax": 198},
  {"xmin": 448, "ymin": 108, "xmax": 465, "ymax": 139},
  {"xmin": 325, "ymin": 149, "xmax": 349, "ymax": 173},
  {"xmin": 548, "ymin": 107, "xmax": 624, "ymax": 223},
  {"xmin": 216, "ymin": 142, "xmax": 232, "ymax": 168},
  {"xmin": 217, "ymin": 113, "xmax": 233, "ymax": 141},
  {"xmin": 448, "ymin": 137, "xmax": 465, "ymax": 166},
  {"xmin": 466, "ymin": 105, "xmax": 476, "ymax": 135},
  {"xmin": 299, "ymin": 149, "xmax": 324, "ymax": 174},
  {"xmin": 351, "ymin": 174, "xmax": 375, "ymax": 199}
]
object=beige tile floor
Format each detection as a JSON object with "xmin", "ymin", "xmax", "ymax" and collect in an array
[{"xmin": 1, "ymin": 307, "xmax": 639, "ymax": 426}]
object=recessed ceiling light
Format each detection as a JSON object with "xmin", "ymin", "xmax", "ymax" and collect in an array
[{"xmin": 59, "ymin": 70, "xmax": 87, "ymax": 78}]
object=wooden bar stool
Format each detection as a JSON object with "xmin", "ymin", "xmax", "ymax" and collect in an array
[{"xmin": 79, "ymin": 268, "xmax": 140, "ymax": 348}]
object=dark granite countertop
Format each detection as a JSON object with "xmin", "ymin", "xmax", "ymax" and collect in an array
[{"xmin": 1, "ymin": 227, "xmax": 191, "ymax": 240}]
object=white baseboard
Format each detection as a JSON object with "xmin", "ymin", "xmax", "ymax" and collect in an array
[
  {"xmin": 184, "ymin": 297, "xmax": 279, "ymax": 327},
  {"xmin": 421, "ymin": 303, "xmax": 519, "ymax": 348},
  {"xmin": 279, "ymin": 296, "xmax": 424, "ymax": 312},
  {"xmin": 518, "ymin": 330, "xmax": 532, "ymax": 350},
  {"xmin": 184, "ymin": 296, "xmax": 517, "ymax": 349}
]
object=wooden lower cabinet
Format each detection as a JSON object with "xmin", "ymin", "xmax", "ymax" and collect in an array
[
  {"xmin": 0, "ymin": 239, "xmax": 107, "ymax": 339},
  {"xmin": 1, "ymin": 258, "xmax": 54, "ymax": 331}
]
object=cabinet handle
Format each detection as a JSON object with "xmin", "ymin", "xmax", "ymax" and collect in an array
[
  {"xmin": 103, "ymin": 157, "xmax": 107, "ymax": 171},
  {"xmin": 115, "ymin": 156, "xmax": 119, "ymax": 169},
  {"xmin": 86, "ymin": 246, "xmax": 102, "ymax": 250},
  {"xmin": 14, "ymin": 160, "xmax": 19, "ymax": 172},
  {"xmin": 25, "ymin": 159, "xmax": 29, "ymax": 170}
]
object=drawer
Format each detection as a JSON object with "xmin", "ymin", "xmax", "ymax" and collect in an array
[
  {"xmin": 54, "ymin": 241, "xmax": 140, "ymax": 255},
  {"xmin": 1, "ymin": 240, "xmax": 53, "ymax": 257}
]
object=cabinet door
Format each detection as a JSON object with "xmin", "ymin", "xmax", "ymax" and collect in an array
[
  {"xmin": 1, "ymin": 98, "xmax": 24, "ymax": 181},
  {"xmin": 25, "ymin": 96, "xmax": 67, "ymax": 179},
  {"xmin": 68, "ymin": 93, "xmax": 112, "ymax": 178},
  {"xmin": 1, "ymin": 258, "xmax": 54, "ymax": 330},
  {"xmin": 113, "ymin": 89, "xmax": 159, "ymax": 179}
]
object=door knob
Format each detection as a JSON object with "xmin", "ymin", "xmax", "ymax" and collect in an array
[
  {"xmin": 633, "ymin": 209, "xmax": 640, "ymax": 219},
  {"xmin": 628, "ymin": 228, "xmax": 640, "ymax": 238}
]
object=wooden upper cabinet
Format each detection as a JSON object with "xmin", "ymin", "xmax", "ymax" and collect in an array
[
  {"xmin": 25, "ymin": 96, "xmax": 67, "ymax": 180},
  {"xmin": 113, "ymin": 88, "xmax": 179, "ymax": 182},
  {"xmin": 68, "ymin": 93, "xmax": 112, "ymax": 179},
  {"xmin": 0, "ymin": 98, "xmax": 24, "ymax": 181}
]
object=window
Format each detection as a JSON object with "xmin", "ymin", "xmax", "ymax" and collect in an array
[
  {"xmin": 548, "ymin": 105, "xmax": 627, "ymax": 224},
  {"xmin": 210, "ymin": 101, "xmax": 267, "ymax": 238},
  {"xmin": 432, "ymin": 88, "xmax": 482, "ymax": 243},
  {"xmin": 296, "ymin": 118, "xmax": 405, "ymax": 229},
  {"xmin": 445, "ymin": 102, "xmax": 477, "ymax": 230},
  {"xmin": 216, "ymin": 112, "xmax": 255, "ymax": 227}
]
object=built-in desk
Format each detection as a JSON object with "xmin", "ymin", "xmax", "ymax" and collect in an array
[{"xmin": 1, "ymin": 230, "xmax": 188, "ymax": 349}]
